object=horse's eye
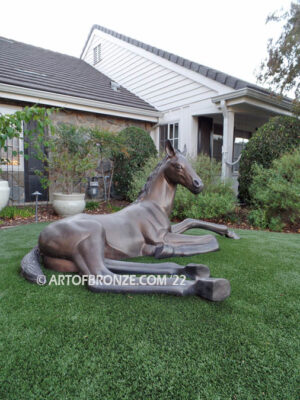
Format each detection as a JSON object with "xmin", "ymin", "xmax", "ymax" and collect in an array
[{"xmin": 175, "ymin": 164, "xmax": 183, "ymax": 170}]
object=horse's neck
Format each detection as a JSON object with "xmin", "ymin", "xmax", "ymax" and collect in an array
[{"xmin": 143, "ymin": 171, "xmax": 176, "ymax": 216}]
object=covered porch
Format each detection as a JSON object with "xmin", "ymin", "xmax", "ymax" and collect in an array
[{"xmin": 196, "ymin": 88, "xmax": 293, "ymax": 192}]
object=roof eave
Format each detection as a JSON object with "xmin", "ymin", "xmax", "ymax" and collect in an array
[
  {"xmin": 0, "ymin": 83, "xmax": 161, "ymax": 122},
  {"xmin": 211, "ymin": 88, "xmax": 293, "ymax": 112}
]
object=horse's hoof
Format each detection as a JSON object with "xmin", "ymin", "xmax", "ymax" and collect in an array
[
  {"xmin": 154, "ymin": 245, "xmax": 174, "ymax": 259},
  {"xmin": 185, "ymin": 264, "xmax": 210, "ymax": 279},
  {"xmin": 226, "ymin": 230, "xmax": 240, "ymax": 240},
  {"xmin": 195, "ymin": 278, "xmax": 231, "ymax": 301}
]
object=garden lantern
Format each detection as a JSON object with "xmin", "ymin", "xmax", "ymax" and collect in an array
[
  {"xmin": 87, "ymin": 177, "xmax": 99, "ymax": 199},
  {"xmin": 32, "ymin": 191, "xmax": 42, "ymax": 223}
]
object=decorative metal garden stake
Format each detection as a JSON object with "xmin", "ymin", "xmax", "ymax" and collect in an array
[
  {"xmin": 32, "ymin": 191, "xmax": 42, "ymax": 223},
  {"xmin": 22, "ymin": 141, "xmax": 240, "ymax": 301}
]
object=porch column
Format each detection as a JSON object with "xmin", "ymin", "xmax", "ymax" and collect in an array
[
  {"xmin": 150, "ymin": 126, "xmax": 160, "ymax": 151},
  {"xmin": 221, "ymin": 101, "xmax": 235, "ymax": 180},
  {"xmin": 183, "ymin": 107, "xmax": 198, "ymax": 157}
]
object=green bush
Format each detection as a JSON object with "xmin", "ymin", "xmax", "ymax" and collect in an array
[
  {"xmin": 113, "ymin": 127, "xmax": 157, "ymax": 199},
  {"xmin": 239, "ymin": 116, "xmax": 300, "ymax": 204},
  {"xmin": 248, "ymin": 148, "xmax": 300, "ymax": 230},
  {"xmin": 85, "ymin": 201, "xmax": 99, "ymax": 211},
  {"xmin": 129, "ymin": 154, "xmax": 237, "ymax": 220},
  {"xmin": 0, "ymin": 206, "xmax": 35, "ymax": 219},
  {"xmin": 173, "ymin": 182, "xmax": 236, "ymax": 220},
  {"xmin": 128, "ymin": 156, "xmax": 158, "ymax": 201}
]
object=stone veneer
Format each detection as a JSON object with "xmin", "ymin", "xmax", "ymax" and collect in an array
[{"xmin": 51, "ymin": 109, "xmax": 153, "ymax": 132}]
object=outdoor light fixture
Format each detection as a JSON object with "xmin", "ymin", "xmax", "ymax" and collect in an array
[
  {"xmin": 87, "ymin": 178, "xmax": 99, "ymax": 199},
  {"xmin": 32, "ymin": 191, "xmax": 42, "ymax": 223}
]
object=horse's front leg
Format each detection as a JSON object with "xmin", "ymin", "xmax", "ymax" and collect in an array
[
  {"xmin": 171, "ymin": 218, "xmax": 240, "ymax": 239},
  {"xmin": 105, "ymin": 259, "xmax": 210, "ymax": 280},
  {"xmin": 155, "ymin": 232, "xmax": 219, "ymax": 258}
]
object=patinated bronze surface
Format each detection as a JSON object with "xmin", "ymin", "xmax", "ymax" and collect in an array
[{"xmin": 21, "ymin": 141, "xmax": 239, "ymax": 301}]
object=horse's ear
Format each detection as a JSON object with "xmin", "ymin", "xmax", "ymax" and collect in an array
[{"xmin": 165, "ymin": 140, "xmax": 176, "ymax": 158}]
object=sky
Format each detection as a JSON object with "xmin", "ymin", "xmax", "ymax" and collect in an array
[{"xmin": 1, "ymin": 0, "xmax": 291, "ymax": 86}]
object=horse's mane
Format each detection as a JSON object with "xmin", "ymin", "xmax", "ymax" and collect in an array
[{"xmin": 135, "ymin": 155, "xmax": 168, "ymax": 202}]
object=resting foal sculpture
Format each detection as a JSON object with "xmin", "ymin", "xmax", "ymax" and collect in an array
[{"xmin": 21, "ymin": 141, "xmax": 239, "ymax": 301}]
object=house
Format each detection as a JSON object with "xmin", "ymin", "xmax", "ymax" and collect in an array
[
  {"xmin": 81, "ymin": 25, "xmax": 293, "ymax": 189},
  {"xmin": 0, "ymin": 36, "xmax": 160, "ymax": 203}
]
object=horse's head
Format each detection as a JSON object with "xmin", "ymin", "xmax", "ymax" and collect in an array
[{"xmin": 163, "ymin": 140, "xmax": 203, "ymax": 194}]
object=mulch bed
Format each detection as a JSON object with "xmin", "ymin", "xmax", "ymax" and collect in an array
[
  {"xmin": 0, "ymin": 200, "xmax": 299, "ymax": 233},
  {"xmin": 0, "ymin": 200, "xmax": 129, "ymax": 229}
]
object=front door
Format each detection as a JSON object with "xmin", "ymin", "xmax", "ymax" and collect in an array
[{"xmin": 198, "ymin": 117, "xmax": 213, "ymax": 156}]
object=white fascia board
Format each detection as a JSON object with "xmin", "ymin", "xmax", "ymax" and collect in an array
[
  {"xmin": 212, "ymin": 88, "xmax": 292, "ymax": 114},
  {"xmin": 0, "ymin": 83, "xmax": 161, "ymax": 123},
  {"xmin": 87, "ymin": 29, "xmax": 233, "ymax": 95}
]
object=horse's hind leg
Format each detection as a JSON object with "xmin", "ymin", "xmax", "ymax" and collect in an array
[
  {"xmin": 171, "ymin": 218, "xmax": 240, "ymax": 239},
  {"xmin": 105, "ymin": 259, "xmax": 210, "ymax": 279}
]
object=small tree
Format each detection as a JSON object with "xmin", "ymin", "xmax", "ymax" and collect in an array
[
  {"xmin": 37, "ymin": 124, "xmax": 98, "ymax": 194},
  {"xmin": 257, "ymin": 1, "xmax": 300, "ymax": 113}
]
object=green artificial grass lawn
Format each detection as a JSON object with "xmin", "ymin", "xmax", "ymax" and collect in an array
[{"xmin": 0, "ymin": 223, "xmax": 299, "ymax": 400}]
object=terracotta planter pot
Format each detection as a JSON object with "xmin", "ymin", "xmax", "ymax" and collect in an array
[
  {"xmin": 0, "ymin": 180, "xmax": 10, "ymax": 211},
  {"xmin": 52, "ymin": 193, "xmax": 85, "ymax": 217}
]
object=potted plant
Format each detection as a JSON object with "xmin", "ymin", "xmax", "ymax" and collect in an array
[
  {"xmin": 39, "ymin": 124, "xmax": 98, "ymax": 217},
  {"xmin": 0, "ymin": 178, "xmax": 10, "ymax": 212}
]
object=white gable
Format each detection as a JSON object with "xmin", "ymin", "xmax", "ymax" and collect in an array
[{"xmin": 82, "ymin": 29, "xmax": 233, "ymax": 112}]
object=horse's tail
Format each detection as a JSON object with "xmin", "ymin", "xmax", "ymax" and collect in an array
[{"xmin": 21, "ymin": 246, "xmax": 46, "ymax": 285}]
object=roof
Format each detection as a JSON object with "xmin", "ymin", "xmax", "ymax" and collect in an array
[
  {"xmin": 82, "ymin": 24, "xmax": 271, "ymax": 95},
  {"xmin": 0, "ymin": 36, "xmax": 157, "ymax": 112}
]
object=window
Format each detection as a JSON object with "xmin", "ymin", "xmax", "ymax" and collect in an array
[
  {"xmin": 93, "ymin": 44, "xmax": 101, "ymax": 65},
  {"xmin": 0, "ymin": 136, "xmax": 23, "ymax": 169},
  {"xmin": 159, "ymin": 123, "xmax": 179, "ymax": 152},
  {"xmin": 0, "ymin": 106, "xmax": 24, "ymax": 173}
]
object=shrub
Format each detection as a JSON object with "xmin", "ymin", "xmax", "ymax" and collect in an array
[
  {"xmin": 85, "ymin": 201, "xmax": 99, "ymax": 211},
  {"xmin": 128, "ymin": 156, "xmax": 158, "ymax": 201},
  {"xmin": 239, "ymin": 116, "xmax": 300, "ymax": 204},
  {"xmin": 248, "ymin": 148, "xmax": 300, "ymax": 230},
  {"xmin": 113, "ymin": 127, "xmax": 157, "ymax": 199},
  {"xmin": 0, "ymin": 206, "xmax": 35, "ymax": 219},
  {"xmin": 129, "ymin": 153, "xmax": 237, "ymax": 220},
  {"xmin": 172, "ymin": 181, "xmax": 236, "ymax": 220}
]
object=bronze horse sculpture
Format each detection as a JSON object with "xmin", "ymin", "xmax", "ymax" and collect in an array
[{"xmin": 21, "ymin": 141, "xmax": 239, "ymax": 301}]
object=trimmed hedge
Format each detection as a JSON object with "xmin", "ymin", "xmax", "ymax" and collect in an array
[
  {"xmin": 238, "ymin": 116, "xmax": 300, "ymax": 204},
  {"xmin": 113, "ymin": 127, "xmax": 157, "ymax": 199}
]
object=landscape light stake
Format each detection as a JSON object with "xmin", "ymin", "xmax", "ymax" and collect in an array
[{"xmin": 32, "ymin": 191, "xmax": 42, "ymax": 223}]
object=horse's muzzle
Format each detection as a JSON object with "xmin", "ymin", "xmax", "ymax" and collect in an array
[{"xmin": 192, "ymin": 179, "xmax": 203, "ymax": 193}]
